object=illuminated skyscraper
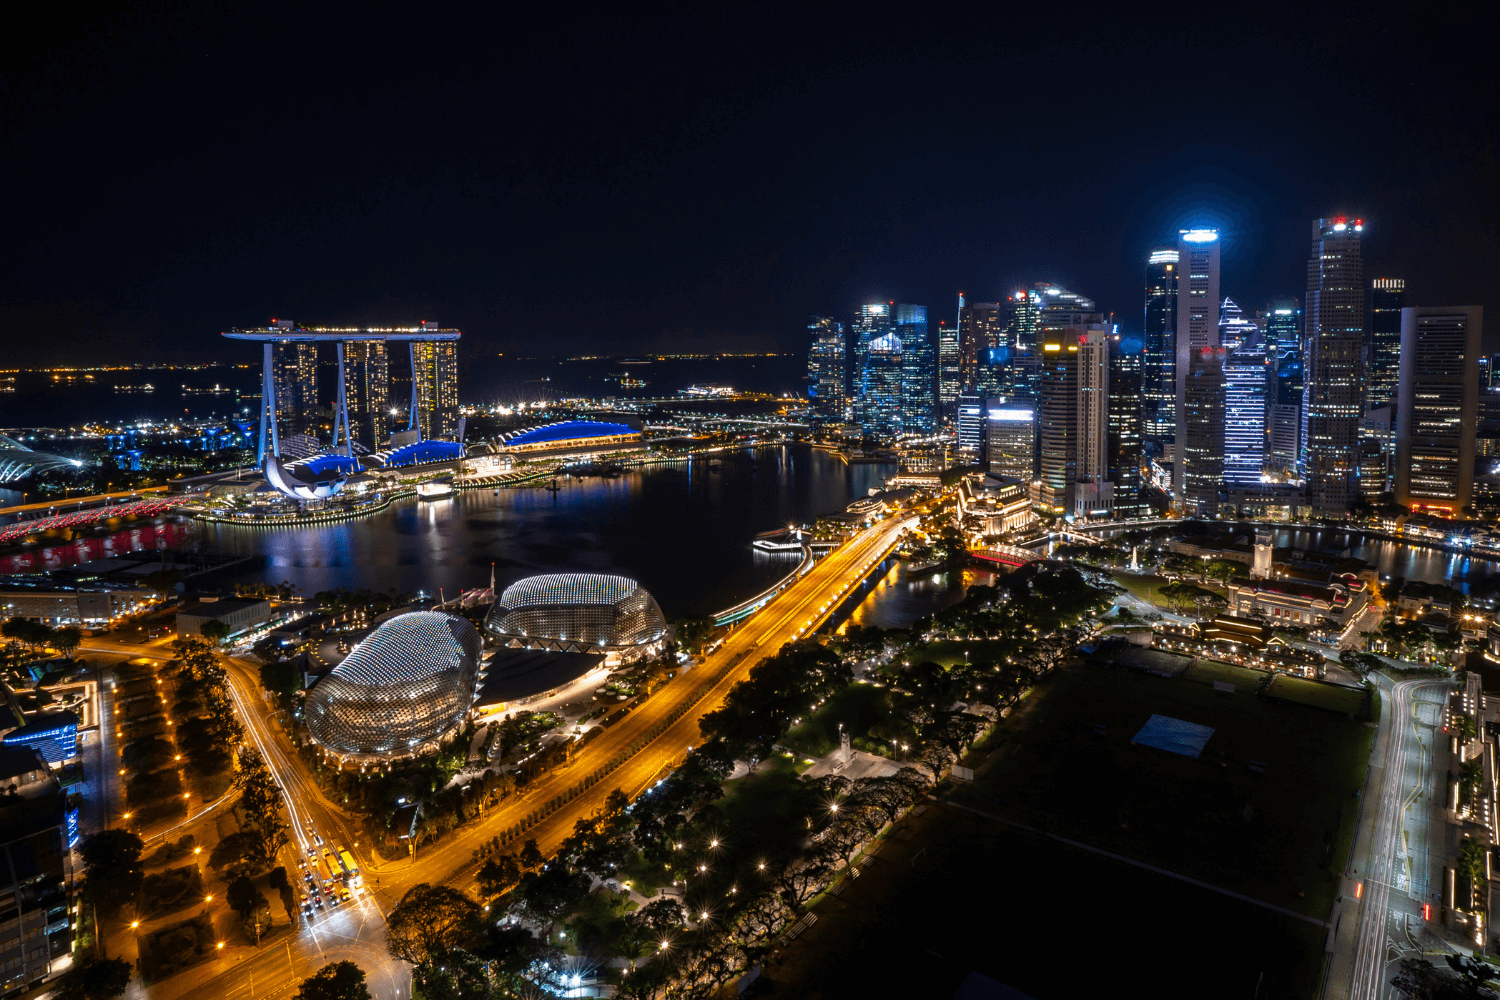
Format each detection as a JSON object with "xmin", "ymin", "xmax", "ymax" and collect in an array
[
  {"xmin": 1263, "ymin": 300, "xmax": 1302, "ymax": 478},
  {"xmin": 340, "ymin": 340, "xmax": 389, "ymax": 451},
  {"xmin": 1395, "ymin": 305, "xmax": 1483, "ymax": 514},
  {"xmin": 956, "ymin": 393, "xmax": 985, "ymax": 459},
  {"xmin": 1074, "ymin": 328, "xmax": 1112, "ymax": 518},
  {"xmin": 937, "ymin": 299, "xmax": 962, "ymax": 408},
  {"xmin": 1218, "ymin": 297, "xmax": 1256, "ymax": 352},
  {"xmin": 805, "ymin": 316, "xmax": 847, "ymax": 423},
  {"xmin": 958, "ymin": 301, "xmax": 1006, "ymax": 397},
  {"xmin": 852, "ymin": 303, "xmax": 892, "ymax": 389},
  {"xmin": 1006, "ymin": 289, "xmax": 1042, "ymax": 353},
  {"xmin": 1261, "ymin": 299, "xmax": 1301, "ymax": 359},
  {"xmin": 272, "ymin": 340, "xmax": 319, "ymax": 441},
  {"xmin": 1172, "ymin": 229, "xmax": 1221, "ymax": 507},
  {"xmin": 896, "ymin": 304, "xmax": 936, "ymax": 435},
  {"xmin": 1302, "ymin": 216, "xmax": 1366, "ymax": 514},
  {"xmin": 1108, "ymin": 332, "xmax": 1144, "ymax": 518},
  {"xmin": 412, "ymin": 339, "xmax": 460, "ymax": 439},
  {"xmin": 1223, "ymin": 332, "xmax": 1268, "ymax": 485},
  {"xmin": 986, "ymin": 404, "xmax": 1035, "ymax": 482},
  {"xmin": 857, "ymin": 331, "xmax": 903, "ymax": 438},
  {"xmin": 1142, "ymin": 248, "xmax": 1178, "ymax": 442},
  {"xmin": 1368, "ymin": 278, "xmax": 1406, "ymax": 413},
  {"xmin": 1036, "ymin": 320, "xmax": 1110, "ymax": 518},
  {"xmin": 1182, "ymin": 346, "xmax": 1226, "ymax": 516}
]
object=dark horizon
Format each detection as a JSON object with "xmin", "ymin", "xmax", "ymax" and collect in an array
[{"xmin": 3, "ymin": 4, "xmax": 1496, "ymax": 365}]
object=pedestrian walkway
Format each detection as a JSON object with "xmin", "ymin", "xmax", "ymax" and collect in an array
[{"xmin": 802, "ymin": 748, "xmax": 898, "ymax": 782}]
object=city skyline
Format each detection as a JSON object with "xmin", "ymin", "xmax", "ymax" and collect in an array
[
  {"xmin": 6, "ymin": 8, "xmax": 1500, "ymax": 1000},
  {"xmin": 3, "ymin": 9, "xmax": 1497, "ymax": 364}
]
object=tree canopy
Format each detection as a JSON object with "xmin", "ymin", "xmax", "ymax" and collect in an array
[
  {"xmin": 385, "ymin": 884, "xmax": 482, "ymax": 966},
  {"xmin": 80, "ymin": 830, "xmax": 145, "ymax": 916},
  {"xmin": 294, "ymin": 962, "xmax": 372, "ymax": 1000},
  {"xmin": 57, "ymin": 958, "xmax": 132, "ymax": 1000}
]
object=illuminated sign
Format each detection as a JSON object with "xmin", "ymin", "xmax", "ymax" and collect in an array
[
  {"xmin": 1180, "ymin": 229, "xmax": 1219, "ymax": 243},
  {"xmin": 987, "ymin": 408, "xmax": 1034, "ymax": 421}
]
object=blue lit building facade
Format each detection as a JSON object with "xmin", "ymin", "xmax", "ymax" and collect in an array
[
  {"xmin": 851, "ymin": 303, "xmax": 893, "ymax": 396},
  {"xmin": 896, "ymin": 304, "xmax": 936, "ymax": 435},
  {"xmin": 1224, "ymin": 333, "xmax": 1269, "ymax": 485},
  {"xmin": 857, "ymin": 332, "xmax": 904, "ymax": 439},
  {"xmin": 1, "ymin": 711, "xmax": 79, "ymax": 766}
]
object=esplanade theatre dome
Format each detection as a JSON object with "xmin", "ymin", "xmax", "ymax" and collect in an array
[
  {"xmin": 483, "ymin": 574, "xmax": 667, "ymax": 654},
  {"xmin": 305, "ymin": 611, "xmax": 482, "ymax": 758}
]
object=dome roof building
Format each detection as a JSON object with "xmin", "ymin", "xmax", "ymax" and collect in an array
[
  {"xmin": 304, "ymin": 611, "xmax": 482, "ymax": 759},
  {"xmin": 483, "ymin": 573, "xmax": 667, "ymax": 657}
]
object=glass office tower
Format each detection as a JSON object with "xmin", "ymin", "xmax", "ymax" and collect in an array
[
  {"xmin": 1302, "ymin": 216, "xmax": 1366, "ymax": 513},
  {"xmin": 858, "ymin": 332, "xmax": 904, "ymax": 438},
  {"xmin": 1142, "ymin": 248, "xmax": 1178, "ymax": 443},
  {"xmin": 938, "ymin": 296, "xmax": 962, "ymax": 408},
  {"xmin": 896, "ymin": 304, "xmax": 936, "ymax": 434},
  {"xmin": 805, "ymin": 315, "xmax": 847, "ymax": 423},
  {"xmin": 1395, "ymin": 306, "xmax": 1483, "ymax": 514},
  {"xmin": 1369, "ymin": 278, "xmax": 1406, "ymax": 412},
  {"xmin": 1223, "ymin": 333, "xmax": 1269, "ymax": 485},
  {"xmin": 1173, "ymin": 229, "xmax": 1221, "ymax": 508},
  {"xmin": 1108, "ymin": 332, "xmax": 1144, "ymax": 517}
]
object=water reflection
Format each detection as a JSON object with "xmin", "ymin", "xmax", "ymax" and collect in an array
[
  {"xmin": 1269, "ymin": 528, "xmax": 1500, "ymax": 591},
  {"xmin": 195, "ymin": 447, "xmax": 895, "ymax": 617},
  {"xmin": 841, "ymin": 563, "xmax": 1003, "ymax": 631}
]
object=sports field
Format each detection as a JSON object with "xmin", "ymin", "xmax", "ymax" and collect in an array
[{"xmin": 952, "ymin": 663, "xmax": 1374, "ymax": 919}]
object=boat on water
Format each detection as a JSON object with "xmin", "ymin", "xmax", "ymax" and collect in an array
[{"xmin": 416, "ymin": 481, "xmax": 455, "ymax": 501}]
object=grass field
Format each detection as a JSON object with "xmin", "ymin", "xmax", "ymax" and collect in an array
[
  {"xmin": 769, "ymin": 806, "xmax": 1329, "ymax": 999},
  {"xmin": 1111, "ymin": 570, "xmax": 1171, "ymax": 607},
  {"xmin": 1184, "ymin": 658, "xmax": 1271, "ymax": 692},
  {"xmin": 780, "ymin": 681, "xmax": 903, "ymax": 756},
  {"xmin": 1267, "ymin": 674, "xmax": 1369, "ymax": 716},
  {"xmin": 908, "ymin": 638, "xmax": 1016, "ymax": 668},
  {"xmin": 951, "ymin": 662, "xmax": 1374, "ymax": 920},
  {"xmin": 711, "ymin": 755, "xmax": 823, "ymax": 858}
]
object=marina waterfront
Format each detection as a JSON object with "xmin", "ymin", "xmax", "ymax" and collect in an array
[{"xmin": 195, "ymin": 446, "xmax": 899, "ymax": 619}]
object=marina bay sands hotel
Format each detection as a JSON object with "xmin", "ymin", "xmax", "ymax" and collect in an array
[{"xmin": 223, "ymin": 320, "xmax": 461, "ymax": 498}]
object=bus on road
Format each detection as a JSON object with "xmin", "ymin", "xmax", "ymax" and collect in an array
[{"xmin": 338, "ymin": 848, "xmax": 361, "ymax": 886}]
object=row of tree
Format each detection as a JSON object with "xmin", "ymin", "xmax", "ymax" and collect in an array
[{"xmin": 1, "ymin": 615, "xmax": 83, "ymax": 660}]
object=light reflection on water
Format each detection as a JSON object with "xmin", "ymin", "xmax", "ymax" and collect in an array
[
  {"xmin": 841, "ymin": 564, "xmax": 1004, "ymax": 631},
  {"xmin": 194, "ymin": 446, "xmax": 895, "ymax": 618},
  {"xmin": 1269, "ymin": 528, "xmax": 1500, "ymax": 591}
]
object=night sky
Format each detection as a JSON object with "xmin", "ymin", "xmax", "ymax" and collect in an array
[{"xmin": 3, "ymin": 3, "xmax": 1496, "ymax": 365}]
